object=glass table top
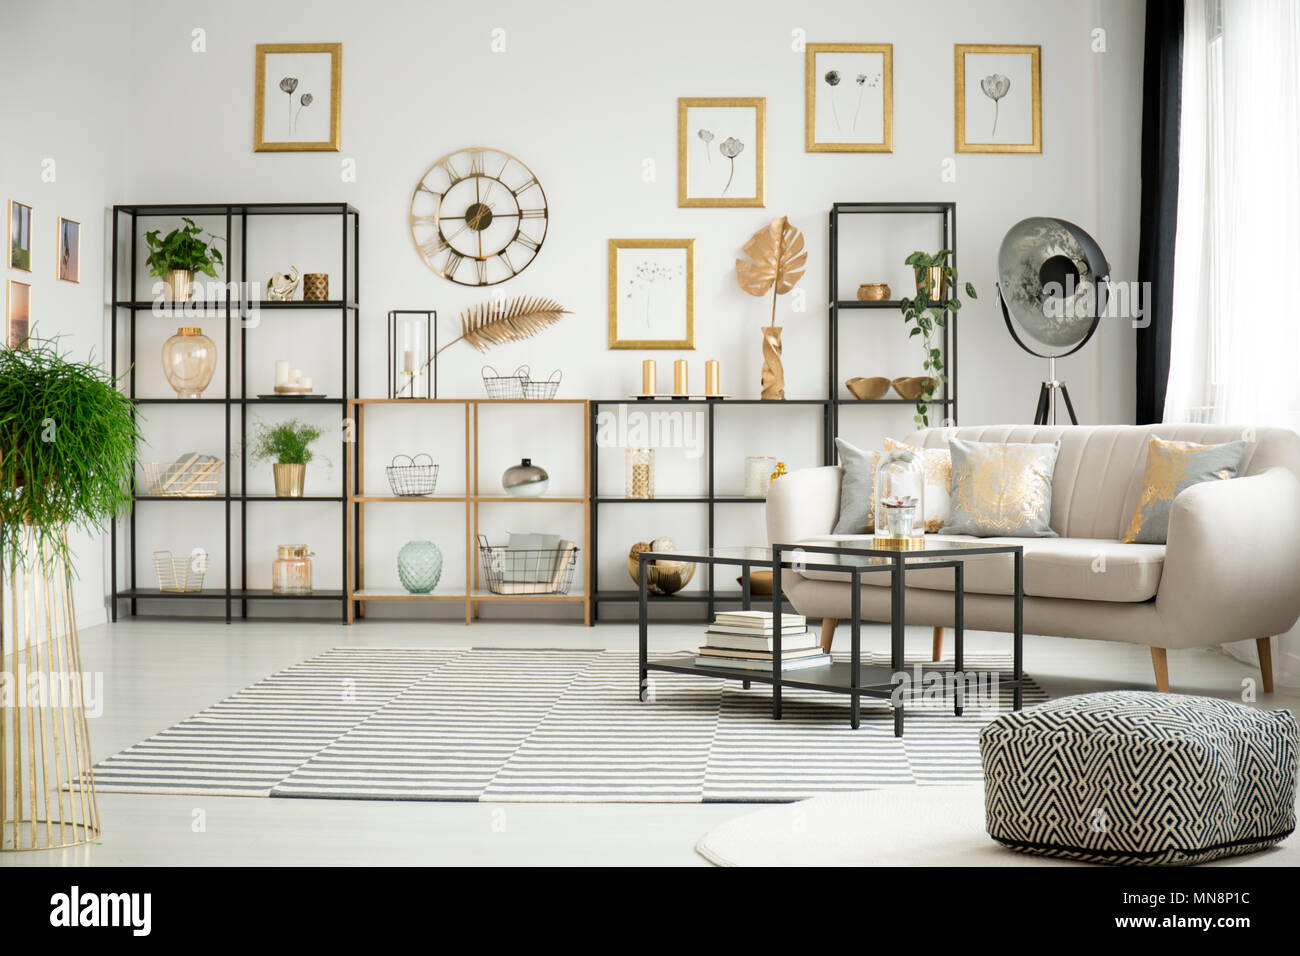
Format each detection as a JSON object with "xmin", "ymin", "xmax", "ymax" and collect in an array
[{"xmin": 642, "ymin": 538, "xmax": 1022, "ymax": 567}]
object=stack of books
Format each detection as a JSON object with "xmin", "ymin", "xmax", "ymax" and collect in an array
[{"xmin": 695, "ymin": 610, "xmax": 830, "ymax": 672}]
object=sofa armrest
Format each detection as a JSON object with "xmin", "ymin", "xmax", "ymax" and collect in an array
[
  {"xmin": 765, "ymin": 466, "xmax": 843, "ymax": 545},
  {"xmin": 1156, "ymin": 466, "xmax": 1300, "ymax": 646}
]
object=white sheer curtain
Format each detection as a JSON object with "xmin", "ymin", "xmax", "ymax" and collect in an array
[{"xmin": 1166, "ymin": 0, "xmax": 1300, "ymax": 684}]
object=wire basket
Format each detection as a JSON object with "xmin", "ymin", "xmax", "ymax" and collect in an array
[
  {"xmin": 476, "ymin": 535, "xmax": 579, "ymax": 595},
  {"xmin": 153, "ymin": 549, "xmax": 207, "ymax": 592},
  {"xmin": 521, "ymin": 368, "xmax": 562, "ymax": 399},
  {"xmin": 482, "ymin": 364, "xmax": 529, "ymax": 399},
  {"xmin": 385, "ymin": 453, "xmax": 439, "ymax": 496},
  {"xmin": 142, "ymin": 455, "xmax": 222, "ymax": 497}
]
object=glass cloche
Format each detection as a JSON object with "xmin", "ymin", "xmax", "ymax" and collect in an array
[{"xmin": 874, "ymin": 448, "xmax": 927, "ymax": 547}]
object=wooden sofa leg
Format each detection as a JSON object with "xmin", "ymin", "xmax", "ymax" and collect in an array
[
  {"xmin": 932, "ymin": 626, "xmax": 944, "ymax": 662},
  {"xmin": 820, "ymin": 618, "xmax": 838, "ymax": 653},
  {"xmin": 1257, "ymin": 637, "xmax": 1275, "ymax": 694},
  {"xmin": 1150, "ymin": 647, "xmax": 1170, "ymax": 692}
]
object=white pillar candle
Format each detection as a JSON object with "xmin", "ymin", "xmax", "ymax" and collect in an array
[
  {"xmin": 274, "ymin": 360, "xmax": 290, "ymax": 386},
  {"xmin": 299, "ymin": 377, "xmax": 312, "ymax": 390},
  {"xmin": 403, "ymin": 349, "xmax": 419, "ymax": 374},
  {"xmin": 290, "ymin": 368, "xmax": 303, "ymax": 384}
]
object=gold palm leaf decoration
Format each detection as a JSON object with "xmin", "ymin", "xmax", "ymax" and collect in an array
[
  {"xmin": 735, "ymin": 216, "xmax": 807, "ymax": 328},
  {"xmin": 436, "ymin": 296, "xmax": 571, "ymax": 355}
]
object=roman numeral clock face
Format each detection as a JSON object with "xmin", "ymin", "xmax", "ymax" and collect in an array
[{"xmin": 409, "ymin": 147, "xmax": 549, "ymax": 286}]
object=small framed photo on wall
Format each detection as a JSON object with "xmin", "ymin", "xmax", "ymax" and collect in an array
[
  {"xmin": 954, "ymin": 44, "xmax": 1041, "ymax": 153},
  {"xmin": 8, "ymin": 200, "xmax": 32, "ymax": 271},
  {"xmin": 57, "ymin": 217, "xmax": 80, "ymax": 282},
  {"xmin": 608, "ymin": 239, "xmax": 695, "ymax": 349},
  {"xmin": 677, "ymin": 98, "xmax": 765, "ymax": 208},
  {"xmin": 805, "ymin": 43, "xmax": 894, "ymax": 152},
  {"xmin": 254, "ymin": 42, "xmax": 342, "ymax": 151},
  {"xmin": 7, "ymin": 280, "xmax": 31, "ymax": 349}
]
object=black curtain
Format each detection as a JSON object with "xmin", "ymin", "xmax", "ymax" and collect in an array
[{"xmin": 1136, "ymin": 0, "xmax": 1185, "ymax": 424}]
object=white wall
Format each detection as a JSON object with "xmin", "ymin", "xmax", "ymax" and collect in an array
[
  {"xmin": 6, "ymin": 0, "xmax": 1146, "ymax": 617},
  {"xmin": 0, "ymin": 1, "xmax": 131, "ymax": 628}
]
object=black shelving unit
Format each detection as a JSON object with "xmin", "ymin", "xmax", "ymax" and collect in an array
[
  {"xmin": 829, "ymin": 201, "xmax": 957, "ymax": 439},
  {"xmin": 587, "ymin": 398, "xmax": 830, "ymax": 622},
  {"xmin": 110, "ymin": 202, "xmax": 359, "ymax": 624}
]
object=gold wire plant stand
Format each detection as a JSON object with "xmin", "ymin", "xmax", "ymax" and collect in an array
[{"xmin": 1, "ymin": 530, "xmax": 101, "ymax": 851}]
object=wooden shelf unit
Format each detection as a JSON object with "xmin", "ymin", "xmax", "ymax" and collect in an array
[{"xmin": 347, "ymin": 398, "xmax": 591, "ymax": 625}]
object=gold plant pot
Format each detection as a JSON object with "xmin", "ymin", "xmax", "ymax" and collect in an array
[
  {"xmin": 760, "ymin": 326, "xmax": 784, "ymax": 400},
  {"xmin": 846, "ymin": 376, "xmax": 892, "ymax": 400},
  {"xmin": 162, "ymin": 269, "xmax": 195, "ymax": 302},
  {"xmin": 914, "ymin": 266, "xmax": 947, "ymax": 302},
  {"xmin": 272, "ymin": 462, "xmax": 306, "ymax": 498},
  {"xmin": 856, "ymin": 283, "xmax": 891, "ymax": 301}
]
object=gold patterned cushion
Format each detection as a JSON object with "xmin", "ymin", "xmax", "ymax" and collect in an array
[
  {"xmin": 883, "ymin": 438, "xmax": 951, "ymax": 533},
  {"xmin": 1122, "ymin": 438, "xmax": 1247, "ymax": 544},
  {"xmin": 942, "ymin": 439, "xmax": 1060, "ymax": 537}
]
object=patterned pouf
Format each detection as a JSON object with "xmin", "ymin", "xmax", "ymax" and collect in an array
[{"xmin": 980, "ymin": 691, "xmax": 1298, "ymax": 865}]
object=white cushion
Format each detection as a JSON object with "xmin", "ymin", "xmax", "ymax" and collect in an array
[{"xmin": 793, "ymin": 534, "xmax": 1165, "ymax": 603}]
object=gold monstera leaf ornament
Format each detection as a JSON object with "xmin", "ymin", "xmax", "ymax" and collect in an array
[{"xmin": 735, "ymin": 216, "xmax": 807, "ymax": 400}]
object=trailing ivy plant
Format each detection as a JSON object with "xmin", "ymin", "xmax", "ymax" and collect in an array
[
  {"xmin": 247, "ymin": 419, "xmax": 325, "ymax": 466},
  {"xmin": 143, "ymin": 217, "xmax": 225, "ymax": 278},
  {"xmin": 899, "ymin": 249, "xmax": 977, "ymax": 428},
  {"xmin": 0, "ymin": 338, "xmax": 142, "ymax": 569}
]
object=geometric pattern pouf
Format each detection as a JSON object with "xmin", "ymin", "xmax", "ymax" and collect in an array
[{"xmin": 980, "ymin": 691, "xmax": 1297, "ymax": 866}]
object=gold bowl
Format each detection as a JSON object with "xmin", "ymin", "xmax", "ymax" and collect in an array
[
  {"xmin": 846, "ymin": 376, "xmax": 892, "ymax": 400},
  {"xmin": 891, "ymin": 376, "xmax": 936, "ymax": 401},
  {"xmin": 857, "ymin": 283, "xmax": 891, "ymax": 301},
  {"xmin": 627, "ymin": 556, "xmax": 697, "ymax": 595}
]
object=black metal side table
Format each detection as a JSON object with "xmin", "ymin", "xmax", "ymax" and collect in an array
[{"xmin": 637, "ymin": 540, "xmax": 1025, "ymax": 735}]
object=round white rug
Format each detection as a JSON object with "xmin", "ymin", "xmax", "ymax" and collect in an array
[{"xmin": 696, "ymin": 785, "xmax": 1299, "ymax": 867}]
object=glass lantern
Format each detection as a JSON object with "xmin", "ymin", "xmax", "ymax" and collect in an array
[
  {"xmin": 626, "ymin": 448, "xmax": 654, "ymax": 499},
  {"xmin": 389, "ymin": 311, "xmax": 434, "ymax": 399},
  {"xmin": 874, "ymin": 449, "xmax": 927, "ymax": 548}
]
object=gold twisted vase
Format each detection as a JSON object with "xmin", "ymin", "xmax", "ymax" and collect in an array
[
  {"xmin": 2, "ymin": 529, "xmax": 100, "ymax": 851},
  {"xmin": 760, "ymin": 326, "xmax": 785, "ymax": 400}
]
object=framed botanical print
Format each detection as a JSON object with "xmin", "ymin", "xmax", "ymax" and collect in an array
[
  {"xmin": 8, "ymin": 200, "xmax": 32, "ymax": 271},
  {"xmin": 254, "ymin": 42, "xmax": 342, "ymax": 151},
  {"xmin": 955, "ymin": 44, "xmax": 1041, "ymax": 153},
  {"xmin": 57, "ymin": 217, "xmax": 80, "ymax": 282},
  {"xmin": 7, "ymin": 280, "xmax": 30, "ymax": 349},
  {"xmin": 805, "ymin": 43, "xmax": 894, "ymax": 152},
  {"xmin": 608, "ymin": 239, "xmax": 695, "ymax": 349},
  {"xmin": 677, "ymin": 98, "xmax": 765, "ymax": 208}
]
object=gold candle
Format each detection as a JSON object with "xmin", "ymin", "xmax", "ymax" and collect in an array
[
  {"xmin": 641, "ymin": 359, "xmax": 656, "ymax": 395},
  {"xmin": 705, "ymin": 360, "xmax": 720, "ymax": 396},
  {"xmin": 673, "ymin": 359, "xmax": 688, "ymax": 395}
]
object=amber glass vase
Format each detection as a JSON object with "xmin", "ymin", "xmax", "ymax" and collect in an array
[{"xmin": 161, "ymin": 327, "xmax": 216, "ymax": 398}]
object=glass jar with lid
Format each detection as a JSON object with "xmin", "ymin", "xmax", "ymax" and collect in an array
[{"xmin": 271, "ymin": 544, "xmax": 314, "ymax": 594}]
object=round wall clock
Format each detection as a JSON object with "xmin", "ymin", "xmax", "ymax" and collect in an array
[{"xmin": 409, "ymin": 146, "xmax": 549, "ymax": 286}]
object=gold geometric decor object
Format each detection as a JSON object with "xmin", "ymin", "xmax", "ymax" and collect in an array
[
  {"xmin": 735, "ymin": 216, "xmax": 807, "ymax": 400},
  {"xmin": 1, "ymin": 528, "xmax": 100, "ymax": 851}
]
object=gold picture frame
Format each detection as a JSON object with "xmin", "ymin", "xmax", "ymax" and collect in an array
[
  {"xmin": 955, "ymin": 44, "xmax": 1041, "ymax": 153},
  {"xmin": 254, "ymin": 42, "xmax": 342, "ymax": 152},
  {"xmin": 677, "ymin": 98, "xmax": 765, "ymax": 208},
  {"xmin": 7, "ymin": 280, "xmax": 31, "ymax": 350},
  {"xmin": 608, "ymin": 239, "xmax": 695, "ymax": 350},
  {"xmin": 57, "ymin": 217, "xmax": 80, "ymax": 283},
  {"xmin": 8, "ymin": 199, "xmax": 32, "ymax": 272},
  {"xmin": 805, "ymin": 43, "xmax": 894, "ymax": 153}
]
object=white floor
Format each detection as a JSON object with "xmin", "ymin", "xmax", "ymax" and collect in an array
[{"xmin": 2, "ymin": 615, "xmax": 1295, "ymax": 867}]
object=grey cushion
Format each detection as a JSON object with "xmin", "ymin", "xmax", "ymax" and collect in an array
[
  {"xmin": 942, "ymin": 440, "xmax": 1060, "ymax": 537},
  {"xmin": 831, "ymin": 437, "xmax": 876, "ymax": 535},
  {"xmin": 981, "ymin": 691, "xmax": 1298, "ymax": 865},
  {"xmin": 1123, "ymin": 438, "xmax": 1248, "ymax": 543}
]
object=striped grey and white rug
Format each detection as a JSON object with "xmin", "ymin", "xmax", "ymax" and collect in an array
[{"xmin": 90, "ymin": 647, "xmax": 1046, "ymax": 803}]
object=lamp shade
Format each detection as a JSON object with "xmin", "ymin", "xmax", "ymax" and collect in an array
[{"xmin": 997, "ymin": 217, "xmax": 1110, "ymax": 358}]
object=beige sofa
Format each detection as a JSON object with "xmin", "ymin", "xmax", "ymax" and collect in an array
[{"xmin": 766, "ymin": 424, "xmax": 1300, "ymax": 692}]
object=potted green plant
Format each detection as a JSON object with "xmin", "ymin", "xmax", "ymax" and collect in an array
[
  {"xmin": 144, "ymin": 217, "xmax": 225, "ymax": 302},
  {"xmin": 899, "ymin": 249, "xmax": 977, "ymax": 428},
  {"xmin": 248, "ymin": 418, "xmax": 325, "ymax": 498},
  {"xmin": 0, "ymin": 338, "xmax": 140, "ymax": 570}
]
